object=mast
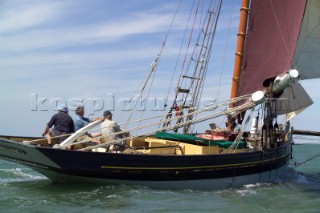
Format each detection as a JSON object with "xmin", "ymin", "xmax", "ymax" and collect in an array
[{"xmin": 226, "ymin": 0, "xmax": 250, "ymax": 130}]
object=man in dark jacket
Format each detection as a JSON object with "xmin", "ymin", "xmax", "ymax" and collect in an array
[{"xmin": 42, "ymin": 104, "xmax": 75, "ymax": 146}]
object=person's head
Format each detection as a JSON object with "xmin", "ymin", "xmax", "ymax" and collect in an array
[
  {"xmin": 103, "ymin": 110, "xmax": 112, "ymax": 120},
  {"xmin": 58, "ymin": 104, "xmax": 68, "ymax": 113},
  {"xmin": 75, "ymin": 105, "xmax": 85, "ymax": 116}
]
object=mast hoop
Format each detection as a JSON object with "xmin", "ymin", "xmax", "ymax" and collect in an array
[
  {"xmin": 240, "ymin": 7, "xmax": 250, "ymax": 12},
  {"xmin": 237, "ymin": 32, "xmax": 246, "ymax": 37}
]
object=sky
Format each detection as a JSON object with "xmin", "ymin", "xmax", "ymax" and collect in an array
[{"xmin": 1, "ymin": 0, "xmax": 319, "ymax": 137}]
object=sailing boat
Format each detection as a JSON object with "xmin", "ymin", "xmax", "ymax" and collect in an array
[{"xmin": 0, "ymin": 0, "xmax": 319, "ymax": 190}]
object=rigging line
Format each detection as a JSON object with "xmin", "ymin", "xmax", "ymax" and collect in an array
[
  {"xmin": 95, "ymin": 102, "xmax": 256, "ymax": 150},
  {"xmin": 163, "ymin": 0, "xmax": 183, "ymax": 44},
  {"xmin": 79, "ymin": 99, "xmax": 257, "ymax": 150},
  {"xmin": 138, "ymin": 0, "xmax": 186, "ymax": 125},
  {"xmin": 123, "ymin": 0, "xmax": 183, "ymax": 127},
  {"xmin": 195, "ymin": 1, "xmax": 222, "ymax": 105},
  {"xmin": 215, "ymin": 3, "xmax": 233, "ymax": 101},
  {"xmin": 269, "ymin": 0, "xmax": 291, "ymax": 57},
  {"xmin": 180, "ymin": 2, "xmax": 220, "ymax": 132},
  {"xmin": 25, "ymin": 94, "xmax": 252, "ymax": 144},
  {"xmin": 137, "ymin": 60, "xmax": 159, "ymax": 127},
  {"xmin": 65, "ymin": 99, "xmax": 254, "ymax": 149},
  {"xmin": 189, "ymin": 0, "xmax": 225, "ymax": 131},
  {"xmin": 164, "ymin": 0, "xmax": 196, "ymax": 106},
  {"xmin": 188, "ymin": 0, "xmax": 219, "ymax": 98},
  {"xmin": 161, "ymin": 0, "xmax": 198, "ymax": 128},
  {"xmin": 78, "ymin": 95, "xmax": 252, "ymax": 142},
  {"xmin": 118, "ymin": 62, "xmax": 154, "ymax": 122},
  {"xmin": 176, "ymin": 0, "xmax": 201, "ymax": 91},
  {"xmin": 294, "ymin": 153, "xmax": 320, "ymax": 167},
  {"xmin": 184, "ymin": 8, "xmax": 212, "ymax": 97},
  {"xmin": 230, "ymin": 108, "xmax": 254, "ymax": 153},
  {"xmin": 123, "ymin": 60, "xmax": 157, "ymax": 129},
  {"xmin": 107, "ymin": 95, "xmax": 249, "ymax": 135}
]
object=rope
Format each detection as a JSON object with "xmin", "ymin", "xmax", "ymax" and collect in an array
[
  {"xmin": 226, "ymin": 108, "xmax": 254, "ymax": 153},
  {"xmin": 78, "ymin": 96, "xmax": 256, "ymax": 151},
  {"xmin": 215, "ymin": 3, "xmax": 233, "ymax": 101},
  {"xmin": 122, "ymin": 0, "xmax": 183, "ymax": 128},
  {"xmin": 164, "ymin": 0, "xmax": 222, "ymax": 133},
  {"xmin": 294, "ymin": 153, "xmax": 320, "ymax": 167},
  {"xmin": 23, "ymin": 93, "xmax": 253, "ymax": 146},
  {"xmin": 176, "ymin": 0, "xmax": 201, "ymax": 90},
  {"xmin": 162, "ymin": 0, "xmax": 197, "ymax": 118}
]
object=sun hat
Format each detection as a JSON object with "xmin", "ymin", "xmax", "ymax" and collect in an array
[{"xmin": 58, "ymin": 104, "xmax": 68, "ymax": 113}]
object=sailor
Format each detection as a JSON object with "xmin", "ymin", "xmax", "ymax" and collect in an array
[
  {"xmin": 101, "ymin": 110, "xmax": 128, "ymax": 149},
  {"xmin": 42, "ymin": 104, "xmax": 75, "ymax": 146},
  {"xmin": 73, "ymin": 105, "xmax": 102, "ymax": 146}
]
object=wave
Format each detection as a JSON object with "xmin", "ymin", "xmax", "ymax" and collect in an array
[{"xmin": 0, "ymin": 167, "xmax": 46, "ymax": 184}]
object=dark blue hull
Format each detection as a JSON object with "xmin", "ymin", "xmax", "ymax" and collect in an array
[{"xmin": 0, "ymin": 138, "xmax": 292, "ymax": 190}]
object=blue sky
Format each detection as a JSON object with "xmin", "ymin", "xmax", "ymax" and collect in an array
[{"xmin": 1, "ymin": 0, "xmax": 319, "ymax": 137}]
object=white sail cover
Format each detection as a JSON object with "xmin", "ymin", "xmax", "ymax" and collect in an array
[
  {"xmin": 275, "ymin": 83, "xmax": 313, "ymax": 116},
  {"xmin": 294, "ymin": 0, "xmax": 320, "ymax": 79}
]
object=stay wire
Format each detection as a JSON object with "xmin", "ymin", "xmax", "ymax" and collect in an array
[{"xmin": 124, "ymin": 0, "xmax": 183, "ymax": 128}]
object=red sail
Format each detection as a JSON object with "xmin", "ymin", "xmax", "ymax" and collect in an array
[{"xmin": 237, "ymin": 0, "xmax": 307, "ymax": 97}]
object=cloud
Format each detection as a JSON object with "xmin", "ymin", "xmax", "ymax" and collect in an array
[
  {"xmin": 0, "ymin": 0, "xmax": 245, "ymax": 136},
  {"xmin": 0, "ymin": 1, "xmax": 64, "ymax": 33}
]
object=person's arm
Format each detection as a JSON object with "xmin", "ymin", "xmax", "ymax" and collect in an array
[
  {"xmin": 92, "ymin": 117, "xmax": 104, "ymax": 122},
  {"xmin": 42, "ymin": 125, "xmax": 50, "ymax": 137}
]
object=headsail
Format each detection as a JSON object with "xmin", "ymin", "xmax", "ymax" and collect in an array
[
  {"xmin": 275, "ymin": 83, "xmax": 313, "ymax": 118},
  {"xmin": 238, "ymin": 0, "xmax": 307, "ymax": 97},
  {"xmin": 294, "ymin": 0, "xmax": 320, "ymax": 79}
]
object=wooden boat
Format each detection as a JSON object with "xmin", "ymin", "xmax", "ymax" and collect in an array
[{"xmin": 0, "ymin": 0, "xmax": 319, "ymax": 190}]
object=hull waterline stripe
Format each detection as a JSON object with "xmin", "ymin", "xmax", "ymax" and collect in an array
[{"xmin": 101, "ymin": 153, "xmax": 290, "ymax": 170}]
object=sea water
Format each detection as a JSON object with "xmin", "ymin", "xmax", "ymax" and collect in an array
[{"xmin": 1, "ymin": 142, "xmax": 320, "ymax": 213}]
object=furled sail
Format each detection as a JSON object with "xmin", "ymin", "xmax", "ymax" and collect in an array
[
  {"xmin": 294, "ymin": 0, "xmax": 320, "ymax": 79},
  {"xmin": 238, "ymin": 0, "xmax": 307, "ymax": 97}
]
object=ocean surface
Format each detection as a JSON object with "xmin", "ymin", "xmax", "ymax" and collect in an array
[{"xmin": 1, "ymin": 140, "xmax": 320, "ymax": 213}]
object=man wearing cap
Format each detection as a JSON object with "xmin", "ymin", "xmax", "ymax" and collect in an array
[
  {"xmin": 101, "ymin": 110, "xmax": 127, "ymax": 146},
  {"xmin": 42, "ymin": 104, "xmax": 75, "ymax": 146}
]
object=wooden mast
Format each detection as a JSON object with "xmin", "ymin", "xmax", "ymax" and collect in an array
[{"xmin": 226, "ymin": 0, "xmax": 250, "ymax": 131}]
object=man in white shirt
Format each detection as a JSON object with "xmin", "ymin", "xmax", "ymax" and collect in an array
[{"xmin": 101, "ymin": 111, "xmax": 126, "ymax": 145}]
